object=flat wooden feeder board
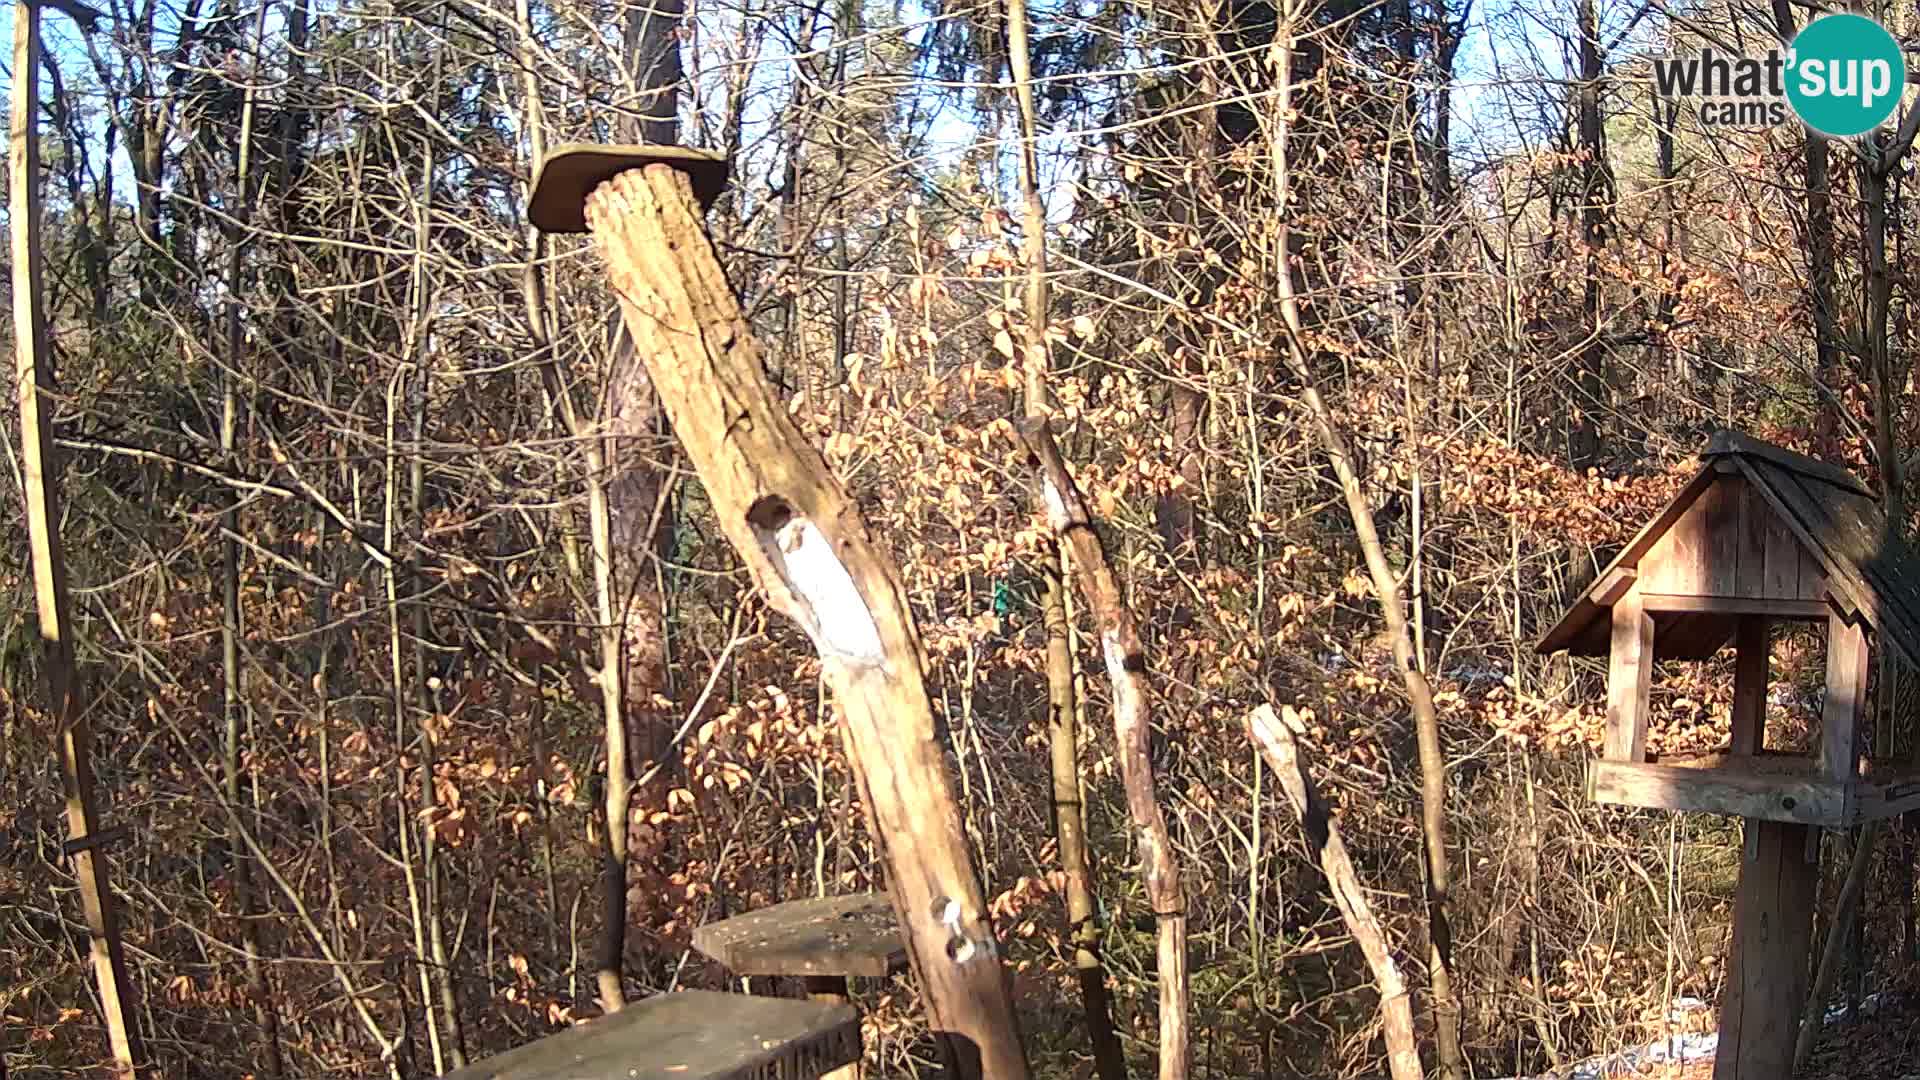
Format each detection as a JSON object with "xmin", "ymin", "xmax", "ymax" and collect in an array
[
  {"xmin": 692, "ymin": 893, "xmax": 907, "ymax": 980},
  {"xmin": 441, "ymin": 990, "xmax": 858, "ymax": 1080},
  {"xmin": 1536, "ymin": 430, "xmax": 1920, "ymax": 1080}
]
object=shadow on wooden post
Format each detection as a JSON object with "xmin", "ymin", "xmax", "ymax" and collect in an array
[{"xmin": 530, "ymin": 149, "xmax": 1031, "ymax": 1080}]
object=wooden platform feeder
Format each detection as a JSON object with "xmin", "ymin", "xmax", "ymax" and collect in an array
[
  {"xmin": 692, "ymin": 893, "xmax": 907, "ymax": 1080},
  {"xmin": 1537, "ymin": 430, "xmax": 1920, "ymax": 1079},
  {"xmin": 442, "ymin": 989, "xmax": 859, "ymax": 1080}
]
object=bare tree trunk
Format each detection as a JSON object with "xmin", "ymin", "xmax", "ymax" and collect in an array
[
  {"xmin": 12, "ymin": 6, "xmax": 145, "ymax": 1074},
  {"xmin": 1004, "ymin": 1, "xmax": 1126, "ymax": 1075},
  {"xmin": 1017, "ymin": 419, "xmax": 1188, "ymax": 1080},
  {"xmin": 1248, "ymin": 706, "xmax": 1422, "ymax": 1080},
  {"xmin": 218, "ymin": 11, "xmax": 285, "ymax": 1069},
  {"xmin": 1269, "ymin": 24, "xmax": 1465, "ymax": 1080},
  {"xmin": 1769, "ymin": 0, "xmax": 1842, "ymax": 459},
  {"xmin": 1570, "ymin": 0, "xmax": 1608, "ymax": 468}
]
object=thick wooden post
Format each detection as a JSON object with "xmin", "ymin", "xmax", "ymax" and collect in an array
[
  {"xmin": 1605, "ymin": 591, "xmax": 1653, "ymax": 761},
  {"xmin": 580, "ymin": 163, "xmax": 1030, "ymax": 1079},
  {"xmin": 1715, "ymin": 613, "xmax": 1816, "ymax": 1080},
  {"xmin": 1715, "ymin": 819, "xmax": 1817, "ymax": 1079},
  {"xmin": 11, "ymin": 4, "xmax": 143, "ymax": 1076}
]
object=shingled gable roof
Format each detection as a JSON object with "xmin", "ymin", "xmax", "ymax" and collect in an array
[{"xmin": 1536, "ymin": 430, "xmax": 1920, "ymax": 668}]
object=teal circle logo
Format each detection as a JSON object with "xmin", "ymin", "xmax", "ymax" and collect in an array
[{"xmin": 1786, "ymin": 14, "xmax": 1906, "ymax": 137}]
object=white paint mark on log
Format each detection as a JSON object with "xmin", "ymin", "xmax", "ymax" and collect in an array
[
  {"xmin": 1042, "ymin": 479, "xmax": 1070, "ymax": 530},
  {"xmin": 755, "ymin": 513, "xmax": 885, "ymax": 665}
]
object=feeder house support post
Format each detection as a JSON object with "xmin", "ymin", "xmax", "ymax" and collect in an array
[
  {"xmin": 1605, "ymin": 590, "xmax": 1653, "ymax": 762},
  {"xmin": 1715, "ymin": 611, "xmax": 1819, "ymax": 1080},
  {"xmin": 1820, "ymin": 612, "xmax": 1868, "ymax": 783}
]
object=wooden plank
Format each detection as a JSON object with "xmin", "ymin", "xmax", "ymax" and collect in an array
[
  {"xmin": 1592, "ymin": 566, "xmax": 1637, "ymax": 606},
  {"xmin": 12, "ymin": 8, "xmax": 144, "ymax": 1078},
  {"xmin": 577, "ymin": 164, "xmax": 1030, "ymax": 1078},
  {"xmin": 691, "ymin": 894, "xmax": 905, "ymax": 979},
  {"xmin": 1587, "ymin": 760, "xmax": 1847, "ymax": 826},
  {"xmin": 1799, "ymin": 545, "xmax": 1827, "ymax": 603},
  {"xmin": 1704, "ymin": 475, "xmax": 1742, "ymax": 598},
  {"xmin": 1713, "ymin": 820, "xmax": 1818, "ymax": 1080},
  {"xmin": 1605, "ymin": 592, "xmax": 1655, "ymax": 761},
  {"xmin": 1731, "ymin": 618, "xmax": 1770, "ymax": 755},
  {"xmin": 1820, "ymin": 614, "xmax": 1869, "ymax": 783},
  {"xmin": 443, "ymin": 991, "xmax": 860, "ymax": 1080},
  {"xmin": 1760, "ymin": 490, "xmax": 1804, "ymax": 600},
  {"xmin": 1638, "ymin": 594, "xmax": 1829, "ymax": 618},
  {"xmin": 1850, "ymin": 773, "xmax": 1920, "ymax": 823},
  {"xmin": 1736, "ymin": 479, "xmax": 1770, "ymax": 599}
]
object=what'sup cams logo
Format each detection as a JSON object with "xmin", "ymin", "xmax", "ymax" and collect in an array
[{"xmin": 1654, "ymin": 13, "xmax": 1907, "ymax": 137}]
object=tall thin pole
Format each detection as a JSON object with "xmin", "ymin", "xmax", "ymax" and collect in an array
[{"xmin": 12, "ymin": 3, "xmax": 144, "ymax": 1075}]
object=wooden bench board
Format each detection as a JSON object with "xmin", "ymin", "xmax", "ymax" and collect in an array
[
  {"xmin": 692, "ymin": 893, "xmax": 906, "ymax": 978},
  {"xmin": 444, "ymin": 990, "xmax": 859, "ymax": 1080}
]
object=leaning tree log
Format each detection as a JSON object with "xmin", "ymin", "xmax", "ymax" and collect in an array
[
  {"xmin": 530, "ymin": 148, "xmax": 1031, "ymax": 1080},
  {"xmin": 1248, "ymin": 705, "xmax": 1422, "ymax": 1080},
  {"xmin": 1016, "ymin": 417, "xmax": 1189, "ymax": 1080}
]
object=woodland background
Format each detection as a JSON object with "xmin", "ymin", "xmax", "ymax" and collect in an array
[{"xmin": 3, "ymin": 0, "xmax": 1920, "ymax": 1075}]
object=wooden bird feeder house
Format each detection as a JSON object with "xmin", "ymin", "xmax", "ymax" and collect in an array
[{"xmin": 1538, "ymin": 430, "xmax": 1920, "ymax": 1078}]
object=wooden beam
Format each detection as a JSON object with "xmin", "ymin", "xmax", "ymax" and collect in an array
[
  {"xmin": 1731, "ymin": 618, "xmax": 1770, "ymax": 756},
  {"xmin": 1713, "ymin": 820, "xmax": 1818, "ymax": 1080},
  {"xmin": 578, "ymin": 164, "xmax": 1028, "ymax": 1079},
  {"xmin": 1605, "ymin": 591, "xmax": 1654, "ymax": 762},
  {"xmin": 1588, "ymin": 761, "xmax": 1846, "ymax": 826},
  {"xmin": 1638, "ymin": 594, "xmax": 1830, "ymax": 619},
  {"xmin": 1821, "ymin": 612, "xmax": 1869, "ymax": 783},
  {"xmin": 1593, "ymin": 567, "xmax": 1636, "ymax": 606},
  {"xmin": 1851, "ymin": 775, "xmax": 1920, "ymax": 823},
  {"xmin": 11, "ymin": 5, "xmax": 143, "ymax": 1076}
]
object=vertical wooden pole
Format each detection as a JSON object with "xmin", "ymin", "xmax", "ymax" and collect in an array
[
  {"xmin": 1714, "ymin": 820, "xmax": 1818, "ymax": 1079},
  {"xmin": 1731, "ymin": 617, "xmax": 1770, "ymax": 756},
  {"xmin": 1820, "ymin": 614, "xmax": 1869, "ymax": 782},
  {"xmin": 11, "ymin": 4, "xmax": 143, "ymax": 1075},
  {"xmin": 1715, "ymin": 610, "xmax": 1816, "ymax": 1080},
  {"xmin": 1604, "ymin": 591, "xmax": 1653, "ymax": 762}
]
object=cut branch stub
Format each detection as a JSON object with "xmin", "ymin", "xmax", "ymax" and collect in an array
[{"xmin": 571, "ymin": 159, "xmax": 1030, "ymax": 1080}]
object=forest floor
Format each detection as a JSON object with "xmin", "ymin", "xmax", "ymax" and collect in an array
[
  {"xmin": 1800, "ymin": 988, "xmax": 1920, "ymax": 1080},
  {"xmin": 1503, "ymin": 987, "xmax": 1920, "ymax": 1078}
]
